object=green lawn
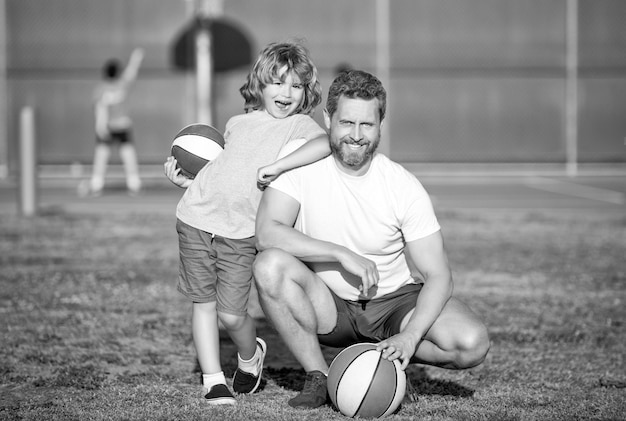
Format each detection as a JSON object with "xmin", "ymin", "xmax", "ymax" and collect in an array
[{"xmin": 1, "ymin": 209, "xmax": 624, "ymax": 420}]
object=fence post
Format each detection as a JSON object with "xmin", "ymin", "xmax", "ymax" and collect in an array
[
  {"xmin": 565, "ymin": 0, "xmax": 578, "ymax": 177},
  {"xmin": 19, "ymin": 106, "xmax": 37, "ymax": 217}
]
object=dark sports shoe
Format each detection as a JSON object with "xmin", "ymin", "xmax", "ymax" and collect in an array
[
  {"xmin": 204, "ymin": 383, "xmax": 236, "ymax": 405},
  {"xmin": 288, "ymin": 370, "xmax": 328, "ymax": 409},
  {"xmin": 232, "ymin": 337, "xmax": 267, "ymax": 394}
]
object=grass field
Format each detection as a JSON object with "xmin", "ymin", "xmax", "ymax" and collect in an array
[{"xmin": 1, "ymin": 207, "xmax": 625, "ymax": 420}]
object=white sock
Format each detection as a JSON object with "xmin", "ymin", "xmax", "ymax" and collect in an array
[
  {"xmin": 238, "ymin": 347, "xmax": 261, "ymax": 376},
  {"xmin": 203, "ymin": 371, "xmax": 226, "ymax": 391}
]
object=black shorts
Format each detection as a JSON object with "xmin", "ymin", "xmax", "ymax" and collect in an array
[
  {"xmin": 318, "ymin": 283, "xmax": 423, "ymax": 348},
  {"xmin": 97, "ymin": 128, "xmax": 132, "ymax": 144}
]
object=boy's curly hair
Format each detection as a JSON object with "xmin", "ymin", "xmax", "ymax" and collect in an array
[{"xmin": 239, "ymin": 42, "xmax": 322, "ymax": 116}]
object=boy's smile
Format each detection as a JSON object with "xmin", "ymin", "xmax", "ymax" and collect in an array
[{"xmin": 262, "ymin": 67, "xmax": 305, "ymax": 119}]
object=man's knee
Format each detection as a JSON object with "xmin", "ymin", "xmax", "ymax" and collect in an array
[
  {"xmin": 253, "ymin": 248, "xmax": 291, "ymax": 296},
  {"xmin": 457, "ymin": 323, "xmax": 490, "ymax": 368}
]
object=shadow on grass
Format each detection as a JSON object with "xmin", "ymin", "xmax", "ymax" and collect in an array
[
  {"xmin": 264, "ymin": 365, "xmax": 473, "ymax": 397},
  {"xmin": 203, "ymin": 319, "xmax": 475, "ymax": 398}
]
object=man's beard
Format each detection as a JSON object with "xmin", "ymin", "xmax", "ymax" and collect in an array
[{"xmin": 331, "ymin": 139, "xmax": 380, "ymax": 169}]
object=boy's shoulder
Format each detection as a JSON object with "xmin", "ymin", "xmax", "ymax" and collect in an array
[
  {"xmin": 225, "ymin": 110, "xmax": 279, "ymax": 128},
  {"xmin": 226, "ymin": 111, "xmax": 320, "ymax": 132}
]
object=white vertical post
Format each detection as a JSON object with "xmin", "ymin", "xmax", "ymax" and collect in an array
[
  {"xmin": 195, "ymin": 0, "xmax": 222, "ymax": 125},
  {"xmin": 185, "ymin": 0, "xmax": 195, "ymax": 124},
  {"xmin": 0, "ymin": 0, "xmax": 7, "ymax": 179},
  {"xmin": 19, "ymin": 106, "xmax": 37, "ymax": 217},
  {"xmin": 565, "ymin": 0, "xmax": 578, "ymax": 177},
  {"xmin": 376, "ymin": 0, "xmax": 391, "ymax": 157},
  {"xmin": 196, "ymin": 26, "xmax": 212, "ymax": 124}
]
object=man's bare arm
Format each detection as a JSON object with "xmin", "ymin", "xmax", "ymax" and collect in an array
[
  {"xmin": 377, "ymin": 231, "xmax": 453, "ymax": 368},
  {"xmin": 255, "ymin": 187, "xmax": 379, "ymax": 294}
]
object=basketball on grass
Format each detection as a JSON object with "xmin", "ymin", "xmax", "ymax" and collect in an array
[
  {"xmin": 327, "ymin": 343, "xmax": 406, "ymax": 418},
  {"xmin": 171, "ymin": 123, "xmax": 224, "ymax": 178}
]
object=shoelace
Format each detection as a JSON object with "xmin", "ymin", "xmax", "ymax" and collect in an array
[{"xmin": 302, "ymin": 374, "xmax": 325, "ymax": 393}]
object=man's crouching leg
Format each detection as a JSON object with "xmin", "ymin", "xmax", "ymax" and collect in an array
[{"xmin": 253, "ymin": 248, "xmax": 335, "ymax": 408}]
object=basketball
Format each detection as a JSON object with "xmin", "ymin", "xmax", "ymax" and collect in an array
[
  {"xmin": 171, "ymin": 123, "xmax": 225, "ymax": 178},
  {"xmin": 327, "ymin": 343, "xmax": 406, "ymax": 418}
]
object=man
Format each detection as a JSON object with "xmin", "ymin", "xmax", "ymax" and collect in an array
[{"xmin": 253, "ymin": 70, "xmax": 490, "ymax": 409}]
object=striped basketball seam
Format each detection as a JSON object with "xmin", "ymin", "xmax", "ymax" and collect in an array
[
  {"xmin": 335, "ymin": 348, "xmax": 372, "ymax": 412},
  {"xmin": 176, "ymin": 124, "xmax": 225, "ymax": 147},
  {"xmin": 353, "ymin": 351, "xmax": 396, "ymax": 417},
  {"xmin": 385, "ymin": 361, "xmax": 402, "ymax": 417}
]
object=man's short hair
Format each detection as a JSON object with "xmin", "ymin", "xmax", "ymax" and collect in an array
[{"xmin": 326, "ymin": 70, "xmax": 387, "ymax": 122}]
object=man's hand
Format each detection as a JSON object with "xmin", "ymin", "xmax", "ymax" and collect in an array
[
  {"xmin": 336, "ymin": 249, "xmax": 379, "ymax": 297},
  {"xmin": 376, "ymin": 332, "xmax": 420, "ymax": 370},
  {"xmin": 164, "ymin": 156, "xmax": 193, "ymax": 188}
]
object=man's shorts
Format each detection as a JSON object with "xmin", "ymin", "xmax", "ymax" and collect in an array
[
  {"xmin": 176, "ymin": 219, "xmax": 256, "ymax": 316},
  {"xmin": 318, "ymin": 283, "xmax": 423, "ymax": 348},
  {"xmin": 97, "ymin": 128, "xmax": 132, "ymax": 144}
]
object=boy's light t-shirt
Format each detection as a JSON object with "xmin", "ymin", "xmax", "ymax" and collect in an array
[{"xmin": 176, "ymin": 111, "xmax": 326, "ymax": 239}]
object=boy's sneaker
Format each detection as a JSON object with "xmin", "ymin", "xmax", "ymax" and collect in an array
[
  {"xmin": 232, "ymin": 337, "xmax": 267, "ymax": 394},
  {"xmin": 204, "ymin": 383, "xmax": 236, "ymax": 405},
  {"xmin": 288, "ymin": 370, "xmax": 328, "ymax": 409}
]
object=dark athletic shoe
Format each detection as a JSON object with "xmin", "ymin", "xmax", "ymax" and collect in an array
[
  {"xmin": 204, "ymin": 383, "xmax": 236, "ymax": 405},
  {"xmin": 288, "ymin": 370, "xmax": 328, "ymax": 409},
  {"xmin": 232, "ymin": 337, "xmax": 267, "ymax": 394}
]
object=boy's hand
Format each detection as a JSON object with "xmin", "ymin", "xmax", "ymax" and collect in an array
[
  {"xmin": 164, "ymin": 156, "xmax": 193, "ymax": 188},
  {"xmin": 257, "ymin": 163, "xmax": 281, "ymax": 190}
]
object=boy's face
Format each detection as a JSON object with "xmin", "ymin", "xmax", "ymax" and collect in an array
[{"xmin": 262, "ymin": 67, "xmax": 305, "ymax": 119}]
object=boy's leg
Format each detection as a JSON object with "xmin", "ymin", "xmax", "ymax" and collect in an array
[
  {"xmin": 193, "ymin": 301, "xmax": 236, "ymax": 405},
  {"xmin": 192, "ymin": 301, "xmax": 222, "ymax": 374},
  {"xmin": 176, "ymin": 220, "xmax": 235, "ymax": 403},
  {"xmin": 219, "ymin": 312, "xmax": 257, "ymax": 359},
  {"xmin": 403, "ymin": 297, "xmax": 490, "ymax": 369},
  {"xmin": 222, "ymin": 313, "xmax": 266, "ymax": 394},
  {"xmin": 214, "ymin": 235, "xmax": 265, "ymax": 394}
]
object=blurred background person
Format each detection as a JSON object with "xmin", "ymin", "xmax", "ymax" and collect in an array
[{"xmin": 79, "ymin": 48, "xmax": 145, "ymax": 196}]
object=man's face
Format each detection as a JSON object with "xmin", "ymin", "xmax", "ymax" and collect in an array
[{"xmin": 324, "ymin": 96, "xmax": 382, "ymax": 175}]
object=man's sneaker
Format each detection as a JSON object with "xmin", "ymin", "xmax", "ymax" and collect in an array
[
  {"xmin": 204, "ymin": 383, "xmax": 236, "ymax": 405},
  {"xmin": 232, "ymin": 337, "xmax": 267, "ymax": 394},
  {"xmin": 288, "ymin": 370, "xmax": 328, "ymax": 409}
]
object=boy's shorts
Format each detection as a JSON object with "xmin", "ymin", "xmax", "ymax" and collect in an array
[
  {"xmin": 176, "ymin": 219, "xmax": 256, "ymax": 316},
  {"xmin": 318, "ymin": 283, "xmax": 423, "ymax": 348}
]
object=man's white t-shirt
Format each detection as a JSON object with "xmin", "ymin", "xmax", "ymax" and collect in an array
[{"xmin": 270, "ymin": 144, "xmax": 441, "ymax": 301}]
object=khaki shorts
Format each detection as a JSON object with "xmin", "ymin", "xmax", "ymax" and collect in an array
[
  {"xmin": 318, "ymin": 283, "xmax": 423, "ymax": 348},
  {"xmin": 176, "ymin": 219, "xmax": 256, "ymax": 316}
]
